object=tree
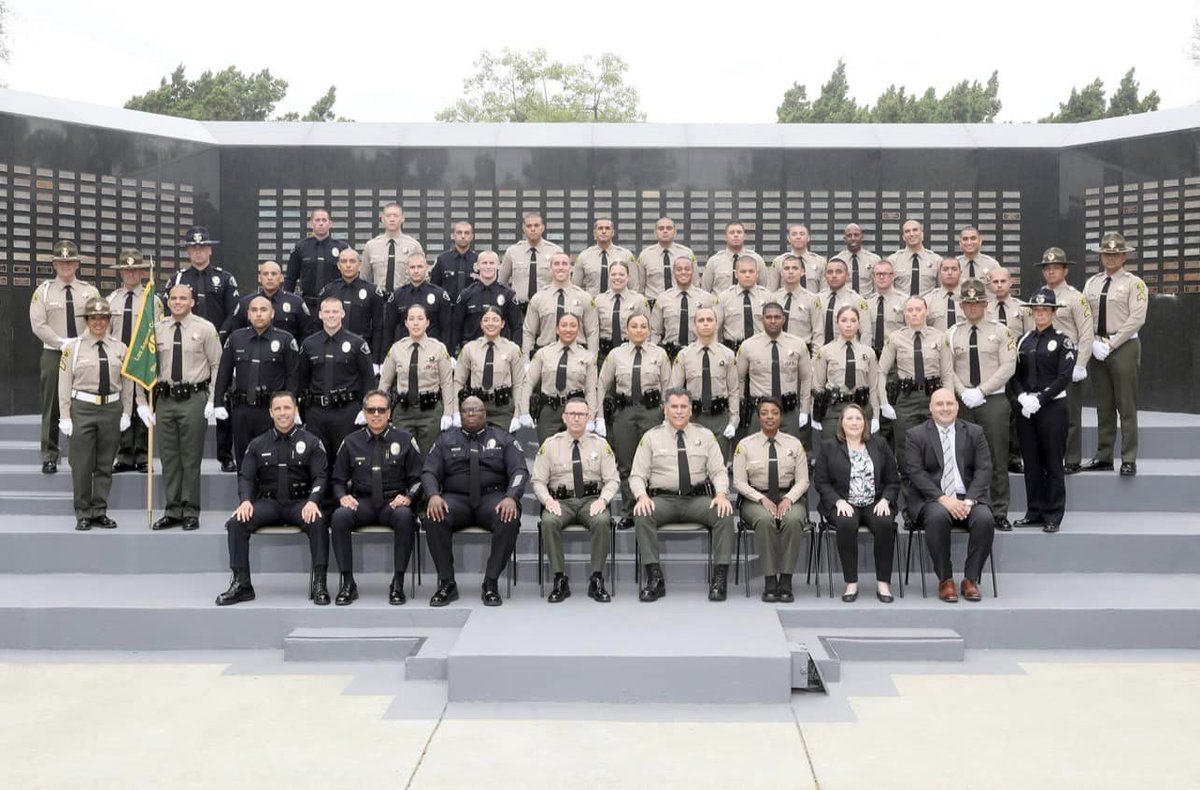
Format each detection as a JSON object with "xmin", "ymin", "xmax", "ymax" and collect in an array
[
  {"xmin": 125, "ymin": 65, "xmax": 349, "ymax": 122},
  {"xmin": 777, "ymin": 60, "xmax": 864, "ymax": 123},
  {"xmin": 1040, "ymin": 68, "xmax": 1158, "ymax": 122},
  {"xmin": 1106, "ymin": 68, "xmax": 1160, "ymax": 117},
  {"xmin": 435, "ymin": 48, "xmax": 644, "ymax": 122},
  {"xmin": 276, "ymin": 86, "xmax": 351, "ymax": 122}
]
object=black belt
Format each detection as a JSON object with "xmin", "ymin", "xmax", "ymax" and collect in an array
[
  {"xmin": 823, "ymin": 387, "xmax": 870, "ymax": 407},
  {"xmin": 749, "ymin": 393, "xmax": 797, "ymax": 412},
  {"xmin": 154, "ymin": 380, "xmax": 210, "ymax": 401},
  {"xmin": 888, "ymin": 377, "xmax": 942, "ymax": 400},
  {"xmin": 394, "ymin": 391, "xmax": 442, "ymax": 410},
  {"xmin": 458, "ymin": 386, "xmax": 513, "ymax": 405},
  {"xmin": 609, "ymin": 390, "xmax": 662, "ymax": 409},
  {"xmin": 256, "ymin": 485, "xmax": 312, "ymax": 501},
  {"xmin": 552, "ymin": 482, "xmax": 601, "ymax": 499},
  {"xmin": 533, "ymin": 390, "xmax": 585, "ymax": 410},
  {"xmin": 648, "ymin": 482, "xmax": 715, "ymax": 497},
  {"xmin": 450, "ymin": 483, "xmax": 506, "ymax": 496},
  {"xmin": 691, "ymin": 396, "xmax": 729, "ymax": 415},
  {"xmin": 305, "ymin": 389, "xmax": 361, "ymax": 408},
  {"xmin": 228, "ymin": 386, "xmax": 271, "ymax": 407}
]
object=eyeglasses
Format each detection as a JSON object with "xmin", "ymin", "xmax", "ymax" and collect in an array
[{"xmin": 363, "ymin": 406, "xmax": 389, "ymax": 415}]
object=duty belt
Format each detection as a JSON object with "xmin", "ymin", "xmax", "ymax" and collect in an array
[
  {"xmin": 648, "ymin": 481, "xmax": 715, "ymax": 498},
  {"xmin": 551, "ymin": 482, "xmax": 601, "ymax": 499},
  {"xmin": 349, "ymin": 485, "xmax": 407, "ymax": 500},
  {"xmin": 228, "ymin": 386, "xmax": 271, "ymax": 407},
  {"xmin": 71, "ymin": 390, "xmax": 121, "ymax": 406},
  {"xmin": 394, "ymin": 391, "xmax": 442, "ymax": 410},
  {"xmin": 533, "ymin": 390, "xmax": 585, "ymax": 411},
  {"xmin": 256, "ymin": 483, "xmax": 312, "ymax": 501},
  {"xmin": 154, "ymin": 380, "xmax": 210, "ymax": 401},
  {"xmin": 823, "ymin": 386, "xmax": 871, "ymax": 407},
  {"xmin": 306, "ymin": 389, "xmax": 361, "ymax": 408},
  {"xmin": 608, "ymin": 390, "xmax": 662, "ymax": 409},
  {"xmin": 887, "ymin": 376, "xmax": 942, "ymax": 401},
  {"xmin": 691, "ymin": 396, "xmax": 730, "ymax": 415},
  {"xmin": 749, "ymin": 393, "xmax": 798, "ymax": 412},
  {"xmin": 450, "ymin": 483, "xmax": 506, "ymax": 496},
  {"xmin": 458, "ymin": 386, "xmax": 513, "ymax": 406}
]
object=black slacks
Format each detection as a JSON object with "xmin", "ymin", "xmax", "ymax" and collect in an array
[
  {"xmin": 231, "ymin": 404, "xmax": 271, "ymax": 472},
  {"xmin": 1016, "ymin": 397, "xmax": 1068, "ymax": 525},
  {"xmin": 305, "ymin": 403, "xmax": 360, "ymax": 469},
  {"xmin": 330, "ymin": 498, "xmax": 417, "ymax": 574},
  {"xmin": 918, "ymin": 501, "xmax": 994, "ymax": 583},
  {"xmin": 828, "ymin": 504, "xmax": 897, "ymax": 583},
  {"xmin": 225, "ymin": 499, "xmax": 329, "ymax": 570},
  {"xmin": 424, "ymin": 491, "xmax": 520, "ymax": 582}
]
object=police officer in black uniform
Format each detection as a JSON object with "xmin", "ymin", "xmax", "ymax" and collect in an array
[
  {"xmin": 432, "ymin": 221, "xmax": 477, "ymax": 303},
  {"xmin": 318, "ymin": 248, "xmax": 386, "ymax": 364},
  {"xmin": 223, "ymin": 260, "xmax": 312, "ymax": 340},
  {"xmin": 383, "ymin": 252, "xmax": 453, "ymax": 347},
  {"xmin": 329, "ymin": 390, "xmax": 423, "ymax": 606},
  {"xmin": 1012, "ymin": 287, "xmax": 1076, "ymax": 534},
  {"xmin": 213, "ymin": 296, "xmax": 300, "ymax": 472},
  {"xmin": 451, "ymin": 250, "xmax": 523, "ymax": 353},
  {"xmin": 216, "ymin": 391, "xmax": 331, "ymax": 606},
  {"xmin": 285, "ymin": 207, "xmax": 349, "ymax": 313},
  {"xmin": 298, "ymin": 295, "xmax": 378, "ymax": 486},
  {"xmin": 421, "ymin": 396, "xmax": 529, "ymax": 607}
]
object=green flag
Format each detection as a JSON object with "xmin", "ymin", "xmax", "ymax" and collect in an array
[{"xmin": 121, "ymin": 282, "xmax": 158, "ymax": 390}]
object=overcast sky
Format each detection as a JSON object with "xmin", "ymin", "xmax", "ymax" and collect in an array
[{"xmin": 3, "ymin": 0, "xmax": 1198, "ymax": 124}]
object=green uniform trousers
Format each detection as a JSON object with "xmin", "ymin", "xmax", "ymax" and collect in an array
[
  {"xmin": 40, "ymin": 349, "xmax": 62, "ymax": 463},
  {"xmin": 540, "ymin": 497, "xmax": 611, "ymax": 574},
  {"xmin": 1089, "ymin": 338, "xmax": 1140, "ymax": 463},
  {"xmin": 740, "ymin": 499, "xmax": 809, "ymax": 576},
  {"xmin": 484, "ymin": 400, "xmax": 515, "ymax": 433},
  {"xmin": 891, "ymin": 389, "xmax": 931, "ymax": 462},
  {"xmin": 1064, "ymin": 380, "xmax": 1085, "ymax": 466},
  {"xmin": 69, "ymin": 399, "xmax": 122, "ymax": 519},
  {"xmin": 535, "ymin": 401, "xmax": 566, "ymax": 446},
  {"xmin": 116, "ymin": 399, "xmax": 149, "ymax": 466},
  {"xmin": 960, "ymin": 394, "xmax": 1010, "ymax": 521},
  {"xmin": 612, "ymin": 403, "xmax": 664, "ymax": 517},
  {"xmin": 157, "ymin": 390, "xmax": 207, "ymax": 520},
  {"xmin": 393, "ymin": 407, "xmax": 444, "ymax": 455},
  {"xmin": 692, "ymin": 409, "xmax": 732, "ymax": 461},
  {"xmin": 634, "ymin": 494, "xmax": 734, "ymax": 565}
]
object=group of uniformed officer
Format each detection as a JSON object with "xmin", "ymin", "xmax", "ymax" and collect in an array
[{"xmin": 32, "ymin": 212, "xmax": 1148, "ymax": 604}]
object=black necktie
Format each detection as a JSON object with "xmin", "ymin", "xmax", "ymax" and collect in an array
[
  {"xmin": 468, "ymin": 435, "xmax": 481, "ymax": 508},
  {"xmin": 386, "ymin": 239, "xmax": 396, "ymax": 291},
  {"xmin": 97, "ymin": 341, "xmax": 110, "ymax": 397},
  {"xmin": 946, "ymin": 293, "xmax": 956, "ymax": 327},
  {"xmin": 873, "ymin": 297, "xmax": 885, "ymax": 355},
  {"xmin": 910, "ymin": 254, "xmax": 921, "ymax": 296},
  {"xmin": 783, "ymin": 292, "xmax": 793, "ymax": 332},
  {"xmin": 662, "ymin": 250, "xmax": 671, "ymax": 290},
  {"xmin": 572, "ymin": 439, "xmax": 585, "ymax": 497},
  {"xmin": 742, "ymin": 290, "xmax": 753, "ymax": 339},
  {"xmin": 678, "ymin": 292, "xmax": 689, "ymax": 347},
  {"xmin": 676, "ymin": 430, "xmax": 691, "ymax": 492},
  {"xmin": 172, "ymin": 322, "xmax": 184, "ymax": 383},
  {"xmin": 527, "ymin": 248, "xmax": 538, "ymax": 301},
  {"xmin": 611, "ymin": 294, "xmax": 623, "ymax": 345},
  {"xmin": 323, "ymin": 335, "xmax": 335, "ymax": 394},
  {"xmin": 969, "ymin": 326, "xmax": 981, "ymax": 387},
  {"xmin": 246, "ymin": 334, "xmax": 262, "ymax": 396},
  {"xmin": 1098, "ymin": 276, "xmax": 1112, "ymax": 336},
  {"xmin": 798, "ymin": 257, "xmax": 807, "ymax": 291},
  {"xmin": 556, "ymin": 288, "xmax": 565, "ymax": 324},
  {"xmin": 770, "ymin": 340, "xmax": 781, "ymax": 400},
  {"xmin": 371, "ymin": 435, "xmax": 384, "ymax": 504},
  {"xmin": 631, "ymin": 346, "xmax": 643, "ymax": 403},
  {"xmin": 556, "ymin": 346, "xmax": 569, "ymax": 391},
  {"xmin": 122, "ymin": 291, "xmax": 134, "ymax": 346},
  {"xmin": 767, "ymin": 438, "xmax": 780, "ymax": 503},
  {"xmin": 844, "ymin": 341, "xmax": 856, "ymax": 390},
  {"xmin": 277, "ymin": 434, "xmax": 290, "ymax": 501},
  {"xmin": 482, "ymin": 341, "xmax": 495, "ymax": 390},
  {"xmin": 913, "ymin": 331, "xmax": 925, "ymax": 385},
  {"xmin": 64, "ymin": 285, "xmax": 77, "ymax": 338},
  {"xmin": 600, "ymin": 249, "xmax": 609, "ymax": 292},
  {"xmin": 701, "ymin": 347, "xmax": 713, "ymax": 411},
  {"xmin": 998, "ymin": 302, "xmax": 1007, "ymax": 325},
  {"xmin": 851, "ymin": 253, "xmax": 860, "ymax": 292},
  {"xmin": 967, "ymin": 259, "xmax": 977, "ymax": 279},
  {"xmin": 407, "ymin": 343, "xmax": 420, "ymax": 402},
  {"xmin": 824, "ymin": 295, "xmax": 835, "ymax": 343}
]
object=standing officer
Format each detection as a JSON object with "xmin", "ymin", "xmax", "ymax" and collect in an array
[
  {"xmin": 58, "ymin": 298, "xmax": 133, "ymax": 530},
  {"xmin": 166, "ymin": 226, "xmax": 240, "ymax": 472},
  {"xmin": 629, "ymin": 389, "xmax": 735, "ymax": 602},
  {"xmin": 812, "ymin": 259, "xmax": 868, "ymax": 347},
  {"xmin": 830, "ymin": 222, "xmax": 881, "ymax": 296},
  {"xmin": 329, "ymin": 390, "xmax": 423, "ymax": 606},
  {"xmin": 924, "ymin": 258, "xmax": 964, "ymax": 331},
  {"xmin": 431, "ymin": 221, "xmax": 477, "ymax": 304},
  {"xmin": 864, "ymin": 260, "xmax": 906, "ymax": 358},
  {"xmin": 957, "ymin": 226, "xmax": 1001, "ymax": 282},
  {"xmin": 888, "ymin": 219, "xmax": 942, "ymax": 297},
  {"xmin": 947, "ymin": 279, "xmax": 1016, "ymax": 530},
  {"xmin": 1082, "ymin": 231, "xmax": 1148, "ymax": 477},
  {"xmin": 987, "ymin": 267, "xmax": 1033, "ymax": 473},
  {"xmin": 573, "ymin": 217, "xmax": 638, "ymax": 295},
  {"xmin": 318, "ymin": 248, "xmax": 386, "ymax": 364},
  {"xmin": 650, "ymin": 256, "xmax": 719, "ymax": 360},
  {"xmin": 522, "ymin": 252, "xmax": 599, "ymax": 355},
  {"xmin": 223, "ymin": 260, "xmax": 311, "ymax": 341},
  {"xmin": 451, "ymin": 250, "xmax": 523, "ymax": 353},
  {"xmin": 215, "ymin": 391, "xmax": 331, "ymax": 606},
  {"xmin": 499, "ymin": 212, "xmax": 564, "ymax": 309},
  {"xmin": 1038, "ymin": 247, "xmax": 1094, "ymax": 473},
  {"xmin": 30, "ymin": 240, "xmax": 100, "ymax": 473},
  {"xmin": 669, "ymin": 305, "xmax": 740, "ymax": 459},
  {"xmin": 716, "ymin": 256, "xmax": 772, "ymax": 351},
  {"xmin": 737, "ymin": 303, "xmax": 812, "ymax": 441},
  {"xmin": 1012, "ymin": 288, "xmax": 1075, "ymax": 533},
  {"xmin": 592, "ymin": 261, "xmax": 648, "ymax": 366},
  {"xmin": 362, "ymin": 202, "xmax": 424, "ymax": 294},
  {"xmin": 285, "ymin": 207, "xmax": 349, "ymax": 313},
  {"xmin": 733, "ymin": 398, "xmax": 810, "ymax": 603},
  {"xmin": 213, "ymin": 296, "xmax": 300, "ymax": 471},
  {"xmin": 771, "ymin": 254, "xmax": 819, "ymax": 342},
  {"xmin": 877, "ymin": 296, "xmax": 954, "ymax": 461},
  {"xmin": 298, "ymin": 296, "xmax": 378, "ymax": 470},
  {"xmin": 812, "ymin": 307, "xmax": 881, "ymax": 436},
  {"xmin": 531, "ymin": 397, "xmax": 619, "ymax": 603},
  {"xmin": 637, "ymin": 216, "xmax": 696, "ymax": 305},
  {"xmin": 516, "ymin": 313, "xmax": 601, "ymax": 445},
  {"xmin": 107, "ymin": 248, "xmax": 158, "ymax": 473},
  {"xmin": 379, "ymin": 304, "xmax": 456, "ymax": 453},
  {"xmin": 702, "ymin": 221, "xmax": 768, "ymax": 293},
  {"xmin": 421, "ymin": 396, "xmax": 528, "ymax": 607},
  {"xmin": 382, "ymin": 252, "xmax": 452, "ymax": 346},
  {"xmin": 455, "ymin": 307, "xmax": 526, "ymax": 432},
  {"xmin": 773, "ymin": 223, "xmax": 828, "ymax": 293},
  {"xmin": 140, "ymin": 284, "xmax": 223, "ymax": 531}
]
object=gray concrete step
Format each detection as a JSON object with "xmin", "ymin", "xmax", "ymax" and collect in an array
[{"xmin": 283, "ymin": 627, "xmax": 424, "ymax": 662}]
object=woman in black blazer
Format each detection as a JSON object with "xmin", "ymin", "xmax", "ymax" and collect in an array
[{"xmin": 813, "ymin": 403, "xmax": 901, "ymax": 603}]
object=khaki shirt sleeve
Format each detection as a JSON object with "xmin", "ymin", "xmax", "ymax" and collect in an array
[
  {"xmin": 649, "ymin": 301, "xmax": 665, "ymax": 344},
  {"xmin": 453, "ymin": 345, "xmax": 471, "ymax": 399},
  {"xmin": 1072, "ymin": 294, "xmax": 1095, "ymax": 365},
  {"xmin": 731, "ymin": 440, "xmax": 760, "ymax": 502},
  {"xmin": 667, "ymin": 352, "xmax": 685, "ymax": 390},
  {"xmin": 877, "ymin": 337, "xmax": 897, "ymax": 402},
  {"xmin": 866, "ymin": 351, "xmax": 882, "ymax": 412},
  {"xmin": 599, "ymin": 441, "xmax": 620, "ymax": 503},
  {"xmin": 379, "ymin": 347, "xmax": 398, "ymax": 392},
  {"xmin": 521, "ymin": 300, "xmax": 539, "ymax": 357},
  {"xmin": 203, "ymin": 324, "xmax": 223, "ymax": 394},
  {"xmin": 583, "ymin": 300, "xmax": 600, "ymax": 352},
  {"xmin": 811, "ymin": 346, "xmax": 828, "ymax": 391},
  {"xmin": 707, "ymin": 433, "xmax": 729, "ymax": 496},
  {"xmin": 120, "ymin": 352, "xmax": 135, "ymax": 415},
  {"xmin": 531, "ymin": 441, "xmax": 553, "ymax": 505},
  {"xmin": 1111, "ymin": 278, "xmax": 1148, "ymax": 350},
  {"xmin": 981, "ymin": 329, "xmax": 1017, "ymax": 394},
  {"xmin": 629, "ymin": 438, "xmax": 652, "ymax": 500},
  {"xmin": 598, "ymin": 351, "xmax": 616, "ymax": 397},
  {"xmin": 30, "ymin": 283, "xmax": 61, "ymax": 349},
  {"xmin": 785, "ymin": 443, "xmax": 809, "ymax": 504},
  {"xmin": 508, "ymin": 346, "xmax": 526, "ymax": 398},
  {"xmin": 725, "ymin": 350, "xmax": 741, "ymax": 430},
  {"xmin": 438, "ymin": 346, "xmax": 456, "ymax": 417},
  {"xmin": 57, "ymin": 340, "xmax": 78, "ymax": 419},
  {"xmin": 584, "ymin": 356, "xmax": 600, "ymax": 414},
  {"xmin": 498, "ymin": 250, "xmax": 514, "ymax": 289},
  {"xmin": 797, "ymin": 348, "xmax": 813, "ymax": 414},
  {"xmin": 517, "ymin": 350, "xmax": 542, "ymax": 415},
  {"xmin": 700, "ymin": 265, "xmax": 714, "ymax": 292},
  {"xmin": 937, "ymin": 334, "xmax": 954, "ymax": 384}
]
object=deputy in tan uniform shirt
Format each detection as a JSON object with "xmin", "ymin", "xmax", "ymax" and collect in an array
[
  {"xmin": 771, "ymin": 254, "xmax": 820, "ymax": 342},
  {"xmin": 58, "ymin": 298, "xmax": 134, "ymax": 530},
  {"xmin": 1039, "ymin": 247, "xmax": 1094, "ymax": 470},
  {"xmin": 379, "ymin": 304, "xmax": 456, "ymax": 453},
  {"xmin": 592, "ymin": 261, "xmax": 648, "ymax": 361},
  {"xmin": 877, "ymin": 296, "xmax": 954, "ymax": 460},
  {"xmin": 29, "ymin": 240, "xmax": 101, "ymax": 472},
  {"xmin": 572, "ymin": 218, "xmax": 638, "ymax": 295},
  {"xmin": 812, "ymin": 306, "xmax": 882, "ymax": 436},
  {"xmin": 829, "ymin": 223, "xmax": 882, "ymax": 296},
  {"xmin": 771, "ymin": 224, "xmax": 827, "ymax": 292},
  {"xmin": 522, "ymin": 253, "xmax": 599, "ymax": 355},
  {"xmin": 650, "ymin": 256, "xmax": 719, "ymax": 357},
  {"xmin": 531, "ymin": 399, "xmax": 619, "ymax": 603},
  {"xmin": 737, "ymin": 303, "xmax": 813, "ymax": 441},
  {"xmin": 499, "ymin": 212, "xmax": 564, "ymax": 305},
  {"xmin": 863, "ymin": 260, "xmax": 907, "ymax": 357},
  {"xmin": 454, "ymin": 306, "xmax": 525, "ymax": 432},
  {"xmin": 924, "ymin": 258, "xmax": 965, "ymax": 331},
  {"xmin": 812, "ymin": 259, "xmax": 869, "ymax": 347},
  {"xmin": 986, "ymin": 267, "xmax": 1033, "ymax": 335},
  {"xmin": 637, "ymin": 217, "xmax": 696, "ymax": 302},
  {"xmin": 733, "ymin": 399, "xmax": 810, "ymax": 603},
  {"xmin": 629, "ymin": 389, "xmax": 735, "ymax": 602},
  {"xmin": 107, "ymin": 248, "xmax": 160, "ymax": 473},
  {"xmin": 668, "ymin": 305, "xmax": 740, "ymax": 458},
  {"xmin": 516, "ymin": 313, "xmax": 601, "ymax": 444},
  {"xmin": 957, "ymin": 226, "xmax": 1000, "ymax": 282},
  {"xmin": 716, "ymin": 258, "xmax": 773, "ymax": 349},
  {"xmin": 947, "ymin": 280, "xmax": 1017, "ymax": 527},
  {"xmin": 362, "ymin": 202, "xmax": 425, "ymax": 292},
  {"xmin": 888, "ymin": 220, "xmax": 943, "ymax": 296},
  {"xmin": 701, "ymin": 221, "xmax": 768, "ymax": 293}
]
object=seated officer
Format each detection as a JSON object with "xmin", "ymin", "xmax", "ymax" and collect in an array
[
  {"xmin": 629, "ymin": 388, "xmax": 735, "ymax": 602},
  {"xmin": 531, "ymin": 397, "xmax": 619, "ymax": 603},
  {"xmin": 421, "ymin": 396, "xmax": 529, "ymax": 607},
  {"xmin": 732, "ymin": 399, "xmax": 810, "ymax": 603},
  {"xmin": 329, "ymin": 390, "xmax": 423, "ymax": 605},
  {"xmin": 216, "ymin": 391, "xmax": 331, "ymax": 606}
]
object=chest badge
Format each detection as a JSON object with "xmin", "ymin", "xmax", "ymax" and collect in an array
[
  {"xmin": 486, "ymin": 438, "xmax": 497, "ymax": 449},
  {"xmin": 211, "ymin": 275, "xmax": 220, "ymax": 287},
  {"xmin": 390, "ymin": 442, "xmax": 401, "ymax": 456},
  {"xmin": 358, "ymin": 288, "xmax": 368, "ymax": 300},
  {"xmin": 295, "ymin": 441, "xmax": 307, "ymax": 454},
  {"xmin": 427, "ymin": 293, "xmax": 436, "ymax": 305},
  {"xmin": 341, "ymin": 341, "xmax": 351, "ymax": 353},
  {"xmin": 497, "ymin": 295, "xmax": 506, "ymax": 305},
  {"xmin": 331, "ymin": 248, "xmax": 340, "ymax": 257},
  {"xmin": 1047, "ymin": 340, "xmax": 1057, "ymax": 351},
  {"xmin": 270, "ymin": 340, "xmax": 281, "ymax": 352},
  {"xmin": 282, "ymin": 302, "xmax": 292, "ymax": 313}
]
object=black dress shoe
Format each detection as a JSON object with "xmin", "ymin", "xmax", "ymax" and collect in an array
[
  {"xmin": 135, "ymin": 462, "xmax": 149, "ymax": 473},
  {"xmin": 1007, "ymin": 460, "xmax": 1024, "ymax": 474},
  {"xmin": 1120, "ymin": 462, "xmax": 1137, "ymax": 477},
  {"xmin": 112, "ymin": 461, "xmax": 136, "ymax": 474},
  {"xmin": 707, "ymin": 565, "xmax": 729, "ymax": 602},
  {"xmin": 42, "ymin": 461, "xmax": 57, "ymax": 474},
  {"xmin": 587, "ymin": 574, "xmax": 611, "ymax": 603},
  {"xmin": 1079, "ymin": 459, "xmax": 1114, "ymax": 472},
  {"xmin": 1043, "ymin": 522, "xmax": 1060, "ymax": 533},
  {"xmin": 1063, "ymin": 463, "xmax": 1082, "ymax": 475},
  {"xmin": 481, "ymin": 579, "xmax": 503, "ymax": 606},
  {"xmin": 616, "ymin": 517, "xmax": 635, "ymax": 531},
  {"xmin": 181, "ymin": 517, "xmax": 200, "ymax": 531},
  {"xmin": 761, "ymin": 574, "xmax": 779, "ymax": 604},
  {"xmin": 842, "ymin": 589, "xmax": 859, "ymax": 603},
  {"xmin": 639, "ymin": 564, "xmax": 665, "ymax": 602},
  {"xmin": 151, "ymin": 516, "xmax": 182, "ymax": 531},
  {"xmin": 429, "ymin": 580, "xmax": 459, "ymax": 607},
  {"xmin": 220, "ymin": 459, "xmax": 238, "ymax": 473},
  {"xmin": 547, "ymin": 575, "xmax": 571, "ymax": 603},
  {"xmin": 91, "ymin": 515, "xmax": 118, "ymax": 529},
  {"xmin": 310, "ymin": 569, "xmax": 331, "ymax": 606},
  {"xmin": 1012, "ymin": 517, "xmax": 1045, "ymax": 528},
  {"xmin": 877, "ymin": 590, "xmax": 894, "ymax": 603},
  {"xmin": 775, "ymin": 574, "xmax": 795, "ymax": 603},
  {"xmin": 75, "ymin": 518, "xmax": 92, "ymax": 531},
  {"xmin": 389, "ymin": 576, "xmax": 407, "ymax": 605},
  {"xmin": 215, "ymin": 571, "xmax": 255, "ymax": 606},
  {"xmin": 335, "ymin": 574, "xmax": 358, "ymax": 606},
  {"xmin": 995, "ymin": 518, "xmax": 1012, "ymax": 532}
]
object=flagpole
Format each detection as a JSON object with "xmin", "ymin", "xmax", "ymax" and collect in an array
[{"xmin": 145, "ymin": 254, "xmax": 156, "ymax": 530}]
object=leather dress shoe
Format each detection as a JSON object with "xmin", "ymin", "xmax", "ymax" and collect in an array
[
  {"xmin": 995, "ymin": 518, "xmax": 1012, "ymax": 532},
  {"xmin": 707, "ymin": 565, "xmax": 729, "ymax": 602},
  {"xmin": 1043, "ymin": 522, "xmax": 1060, "ymax": 533},
  {"xmin": 775, "ymin": 574, "xmax": 795, "ymax": 603},
  {"xmin": 1007, "ymin": 460, "xmax": 1023, "ymax": 474},
  {"xmin": 429, "ymin": 580, "xmax": 459, "ymax": 607},
  {"xmin": 181, "ymin": 517, "xmax": 200, "ymax": 531},
  {"xmin": 841, "ymin": 589, "xmax": 859, "ymax": 603},
  {"xmin": 960, "ymin": 579, "xmax": 982, "ymax": 602},
  {"xmin": 1120, "ymin": 462, "xmax": 1137, "ymax": 477},
  {"xmin": 1079, "ymin": 459, "xmax": 1114, "ymax": 472},
  {"xmin": 151, "ymin": 516, "xmax": 182, "ymax": 531},
  {"xmin": 389, "ymin": 576, "xmax": 407, "ymax": 605},
  {"xmin": 761, "ymin": 575, "xmax": 779, "ymax": 604},
  {"xmin": 75, "ymin": 518, "xmax": 92, "ymax": 531},
  {"xmin": 310, "ymin": 570, "xmax": 331, "ymax": 606},
  {"xmin": 481, "ymin": 579, "xmax": 503, "ymax": 606},
  {"xmin": 587, "ymin": 573, "xmax": 611, "ymax": 602},
  {"xmin": 1012, "ymin": 517, "xmax": 1045, "ymax": 528},
  {"xmin": 335, "ymin": 575, "xmax": 358, "ymax": 606},
  {"xmin": 877, "ymin": 589, "xmax": 895, "ymax": 604},
  {"xmin": 616, "ymin": 517, "xmax": 635, "ymax": 531},
  {"xmin": 112, "ymin": 461, "xmax": 137, "ymax": 473},
  {"xmin": 42, "ymin": 461, "xmax": 57, "ymax": 474},
  {"xmin": 639, "ymin": 564, "xmax": 665, "ymax": 602},
  {"xmin": 1064, "ymin": 462, "xmax": 1082, "ymax": 475},
  {"xmin": 220, "ymin": 459, "xmax": 238, "ymax": 473},
  {"xmin": 938, "ymin": 579, "xmax": 959, "ymax": 603},
  {"xmin": 215, "ymin": 571, "xmax": 255, "ymax": 606},
  {"xmin": 547, "ymin": 575, "xmax": 571, "ymax": 603},
  {"xmin": 135, "ymin": 462, "xmax": 149, "ymax": 473},
  {"xmin": 91, "ymin": 515, "xmax": 118, "ymax": 529}
]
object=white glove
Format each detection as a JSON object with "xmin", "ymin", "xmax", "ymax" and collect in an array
[
  {"xmin": 449, "ymin": 357, "xmax": 457, "ymax": 371},
  {"xmin": 137, "ymin": 405, "xmax": 155, "ymax": 426},
  {"xmin": 354, "ymin": 410, "xmax": 367, "ymax": 426},
  {"xmin": 373, "ymin": 363, "xmax": 382, "ymax": 376},
  {"xmin": 586, "ymin": 420, "xmax": 596, "ymax": 433},
  {"xmin": 962, "ymin": 388, "xmax": 985, "ymax": 409},
  {"xmin": 519, "ymin": 414, "xmax": 535, "ymax": 429},
  {"xmin": 870, "ymin": 417, "xmax": 880, "ymax": 433},
  {"xmin": 1072, "ymin": 366, "xmax": 1088, "ymax": 383},
  {"xmin": 811, "ymin": 420, "xmax": 823, "ymax": 432},
  {"xmin": 1091, "ymin": 340, "xmax": 1111, "ymax": 362},
  {"xmin": 204, "ymin": 401, "xmax": 215, "ymax": 424},
  {"xmin": 722, "ymin": 423, "xmax": 736, "ymax": 439},
  {"xmin": 1017, "ymin": 393, "xmax": 1042, "ymax": 416},
  {"xmin": 452, "ymin": 412, "xmax": 462, "ymax": 427},
  {"xmin": 1021, "ymin": 408, "xmax": 1033, "ymax": 419},
  {"xmin": 880, "ymin": 403, "xmax": 897, "ymax": 420},
  {"xmin": 593, "ymin": 417, "xmax": 607, "ymax": 437},
  {"xmin": 212, "ymin": 406, "xmax": 229, "ymax": 422},
  {"xmin": 508, "ymin": 417, "xmax": 522, "ymax": 433},
  {"xmin": 119, "ymin": 414, "xmax": 132, "ymax": 432},
  {"xmin": 59, "ymin": 418, "xmax": 73, "ymax": 437},
  {"xmin": 797, "ymin": 413, "xmax": 809, "ymax": 428},
  {"xmin": 294, "ymin": 413, "xmax": 303, "ymax": 425},
  {"xmin": 440, "ymin": 415, "xmax": 453, "ymax": 431}
]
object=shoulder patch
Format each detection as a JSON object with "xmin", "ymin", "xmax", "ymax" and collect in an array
[
  {"xmin": 289, "ymin": 338, "xmax": 299, "ymax": 352},
  {"xmin": 360, "ymin": 342, "xmax": 371, "ymax": 355},
  {"xmin": 537, "ymin": 443, "xmax": 546, "ymax": 455}
]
